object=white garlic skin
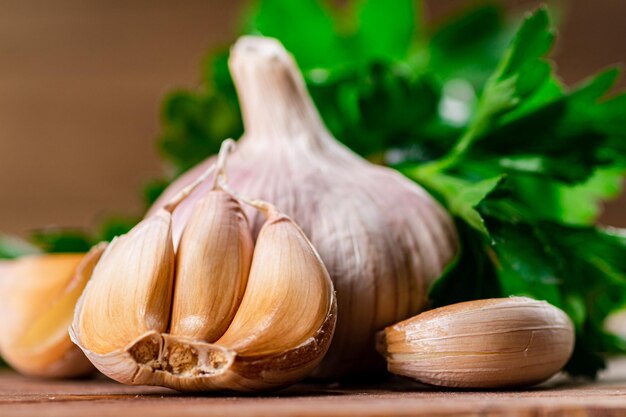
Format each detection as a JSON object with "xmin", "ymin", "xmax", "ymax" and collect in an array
[
  {"xmin": 378, "ymin": 297, "xmax": 575, "ymax": 388},
  {"xmin": 149, "ymin": 36, "xmax": 458, "ymax": 378}
]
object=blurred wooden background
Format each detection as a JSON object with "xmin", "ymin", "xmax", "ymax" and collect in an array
[{"xmin": 0, "ymin": 0, "xmax": 624, "ymax": 236}]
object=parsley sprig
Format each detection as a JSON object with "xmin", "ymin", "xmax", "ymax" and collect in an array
[{"xmin": 404, "ymin": 7, "xmax": 626, "ymax": 377}]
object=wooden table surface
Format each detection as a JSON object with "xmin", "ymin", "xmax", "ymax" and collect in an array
[{"xmin": 4, "ymin": 360, "xmax": 626, "ymax": 417}]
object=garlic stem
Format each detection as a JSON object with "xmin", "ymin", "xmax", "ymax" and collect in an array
[
  {"xmin": 420, "ymin": 100, "xmax": 493, "ymax": 173},
  {"xmin": 212, "ymin": 138, "xmax": 237, "ymax": 190},
  {"xmin": 213, "ymin": 139, "xmax": 278, "ymax": 219},
  {"xmin": 163, "ymin": 165, "xmax": 216, "ymax": 213},
  {"xmin": 163, "ymin": 138, "xmax": 239, "ymax": 215},
  {"xmin": 218, "ymin": 177, "xmax": 278, "ymax": 219},
  {"xmin": 230, "ymin": 36, "xmax": 329, "ymax": 148}
]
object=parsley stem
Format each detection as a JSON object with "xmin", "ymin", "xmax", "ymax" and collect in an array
[{"xmin": 420, "ymin": 113, "xmax": 490, "ymax": 174}]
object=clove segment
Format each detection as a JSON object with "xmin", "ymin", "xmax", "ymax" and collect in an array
[
  {"xmin": 0, "ymin": 245, "xmax": 105, "ymax": 378},
  {"xmin": 76, "ymin": 210, "xmax": 175, "ymax": 356},
  {"xmin": 217, "ymin": 210, "xmax": 333, "ymax": 357},
  {"xmin": 377, "ymin": 297, "xmax": 575, "ymax": 388},
  {"xmin": 170, "ymin": 190, "xmax": 253, "ymax": 342}
]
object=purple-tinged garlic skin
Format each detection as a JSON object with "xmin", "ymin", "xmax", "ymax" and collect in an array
[{"xmin": 149, "ymin": 36, "xmax": 458, "ymax": 378}]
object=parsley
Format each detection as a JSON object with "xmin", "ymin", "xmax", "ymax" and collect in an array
[{"xmin": 405, "ymin": 7, "xmax": 626, "ymax": 377}]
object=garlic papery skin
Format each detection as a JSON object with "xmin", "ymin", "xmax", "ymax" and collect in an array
[
  {"xmin": 0, "ymin": 244, "xmax": 104, "ymax": 378},
  {"xmin": 70, "ymin": 149, "xmax": 337, "ymax": 392},
  {"xmin": 148, "ymin": 36, "xmax": 458, "ymax": 378},
  {"xmin": 377, "ymin": 297, "xmax": 575, "ymax": 388}
]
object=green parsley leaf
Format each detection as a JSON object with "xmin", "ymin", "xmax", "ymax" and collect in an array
[
  {"xmin": 0, "ymin": 235, "xmax": 41, "ymax": 259},
  {"xmin": 96, "ymin": 216, "xmax": 138, "ymax": 242},
  {"xmin": 429, "ymin": 220, "xmax": 502, "ymax": 307},
  {"xmin": 30, "ymin": 229, "xmax": 93, "ymax": 253},
  {"xmin": 159, "ymin": 88, "xmax": 242, "ymax": 173},
  {"xmin": 428, "ymin": 5, "xmax": 512, "ymax": 89},
  {"xmin": 405, "ymin": 166, "xmax": 503, "ymax": 235},
  {"xmin": 248, "ymin": 0, "xmax": 345, "ymax": 70},
  {"xmin": 355, "ymin": 0, "xmax": 415, "ymax": 63}
]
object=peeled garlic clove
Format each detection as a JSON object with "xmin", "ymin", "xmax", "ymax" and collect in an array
[
  {"xmin": 170, "ymin": 190, "xmax": 253, "ymax": 341},
  {"xmin": 149, "ymin": 36, "xmax": 458, "ymax": 378},
  {"xmin": 71, "ymin": 208, "xmax": 175, "ymax": 383},
  {"xmin": 377, "ymin": 297, "xmax": 575, "ymax": 388},
  {"xmin": 0, "ymin": 244, "xmax": 104, "ymax": 378}
]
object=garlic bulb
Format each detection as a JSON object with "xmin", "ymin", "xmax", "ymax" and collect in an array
[
  {"xmin": 149, "ymin": 36, "xmax": 458, "ymax": 377},
  {"xmin": 0, "ymin": 245, "xmax": 104, "ymax": 377},
  {"xmin": 71, "ymin": 144, "xmax": 337, "ymax": 392},
  {"xmin": 377, "ymin": 297, "xmax": 575, "ymax": 388}
]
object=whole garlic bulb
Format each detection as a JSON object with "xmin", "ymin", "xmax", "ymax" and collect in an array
[
  {"xmin": 0, "ymin": 245, "xmax": 104, "ymax": 377},
  {"xmin": 377, "ymin": 297, "xmax": 575, "ymax": 388},
  {"xmin": 150, "ymin": 36, "xmax": 458, "ymax": 377}
]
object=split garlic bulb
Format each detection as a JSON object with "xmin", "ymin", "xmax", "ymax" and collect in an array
[
  {"xmin": 150, "ymin": 36, "xmax": 458, "ymax": 377},
  {"xmin": 70, "ymin": 148, "xmax": 337, "ymax": 392},
  {"xmin": 0, "ymin": 245, "xmax": 104, "ymax": 377}
]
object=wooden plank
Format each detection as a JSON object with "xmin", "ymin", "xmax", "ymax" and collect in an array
[{"xmin": 3, "ymin": 362, "xmax": 626, "ymax": 417}]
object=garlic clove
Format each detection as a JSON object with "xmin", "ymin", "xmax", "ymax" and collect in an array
[
  {"xmin": 170, "ymin": 190, "xmax": 253, "ymax": 341},
  {"xmin": 213, "ymin": 210, "xmax": 337, "ymax": 391},
  {"xmin": 377, "ymin": 297, "xmax": 575, "ymax": 388},
  {"xmin": 0, "ymin": 245, "xmax": 104, "ymax": 378},
  {"xmin": 73, "ymin": 209, "xmax": 175, "ymax": 358},
  {"xmin": 217, "ymin": 209, "xmax": 335, "ymax": 355},
  {"xmin": 0, "ymin": 255, "xmax": 82, "ymax": 358}
]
